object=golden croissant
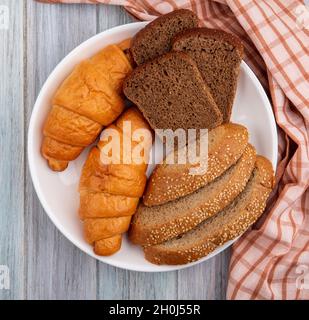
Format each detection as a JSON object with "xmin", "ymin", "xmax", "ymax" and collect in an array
[
  {"xmin": 79, "ymin": 108, "xmax": 152, "ymax": 256},
  {"xmin": 41, "ymin": 44, "xmax": 132, "ymax": 171}
]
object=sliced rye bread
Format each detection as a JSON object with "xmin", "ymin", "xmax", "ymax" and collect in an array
[
  {"xmin": 144, "ymin": 156, "xmax": 274, "ymax": 265},
  {"xmin": 130, "ymin": 144, "xmax": 256, "ymax": 246},
  {"xmin": 123, "ymin": 52, "xmax": 222, "ymax": 132},
  {"xmin": 172, "ymin": 28, "xmax": 244, "ymax": 123},
  {"xmin": 143, "ymin": 123, "xmax": 249, "ymax": 206},
  {"xmin": 131, "ymin": 9, "xmax": 199, "ymax": 65}
]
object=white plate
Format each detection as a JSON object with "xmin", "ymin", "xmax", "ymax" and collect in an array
[{"xmin": 28, "ymin": 22, "xmax": 277, "ymax": 272}]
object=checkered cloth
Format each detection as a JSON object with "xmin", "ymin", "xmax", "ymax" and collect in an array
[{"xmin": 37, "ymin": 0, "xmax": 309, "ymax": 300}]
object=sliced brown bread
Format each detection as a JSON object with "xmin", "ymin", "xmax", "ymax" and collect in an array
[
  {"xmin": 143, "ymin": 123, "xmax": 249, "ymax": 206},
  {"xmin": 123, "ymin": 52, "xmax": 222, "ymax": 132},
  {"xmin": 144, "ymin": 156, "xmax": 274, "ymax": 265},
  {"xmin": 131, "ymin": 9, "xmax": 199, "ymax": 65},
  {"xmin": 130, "ymin": 144, "xmax": 256, "ymax": 246},
  {"xmin": 172, "ymin": 28, "xmax": 244, "ymax": 123}
]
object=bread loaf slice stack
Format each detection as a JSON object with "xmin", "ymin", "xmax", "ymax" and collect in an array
[
  {"xmin": 130, "ymin": 144, "xmax": 256, "ymax": 246},
  {"xmin": 144, "ymin": 156, "xmax": 274, "ymax": 265},
  {"xmin": 128, "ymin": 122, "xmax": 274, "ymax": 265},
  {"xmin": 127, "ymin": 11, "xmax": 244, "ymax": 128}
]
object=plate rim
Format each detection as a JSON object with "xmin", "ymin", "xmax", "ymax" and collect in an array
[{"xmin": 28, "ymin": 21, "xmax": 278, "ymax": 273}]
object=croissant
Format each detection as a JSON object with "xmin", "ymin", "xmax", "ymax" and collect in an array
[
  {"xmin": 79, "ymin": 108, "xmax": 152, "ymax": 256},
  {"xmin": 41, "ymin": 44, "xmax": 133, "ymax": 171}
]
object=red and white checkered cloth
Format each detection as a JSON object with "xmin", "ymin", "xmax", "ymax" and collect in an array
[{"xmin": 37, "ymin": 0, "xmax": 309, "ymax": 300}]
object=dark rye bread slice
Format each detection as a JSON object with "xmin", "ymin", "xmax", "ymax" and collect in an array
[
  {"xmin": 144, "ymin": 156, "xmax": 274, "ymax": 265},
  {"xmin": 130, "ymin": 144, "xmax": 256, "ymax": 246},
  {"xmin": 143, "ymin": 123, "xmax": 248, "ymax": 206},
  {"xmin": 123, "ymin": 52, "xmax": 222, "ymax": 132},
  {"xmin": 131, "ymin": 9, "xmax": 199, "ymax": 65},
  {"xmin": 172, "ymin": 28, "xmax": 244, "ymax": 123}
]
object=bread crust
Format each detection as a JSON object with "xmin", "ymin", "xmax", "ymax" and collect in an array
[
  {"xmin": 45, "ymin": 158, "xmax": 69, "ymax": 172},
  {"xmin": 79, "ymin": 191, "xmax": 139, "ymax": 219},
  {"xmin": 84, "ymin": 216, "xmax": 132, "ymax": 244},
  {"xmin": 79, "ymin": 148, "xmax": 147, "ymax": 198},
  {"xmin": 172, "ymin": 27, "xmax": 244, "ymax": 58},
  {"xmin": 94, "ymin": 235, "xmax": 122, "ymax": 256},
  {"xmin": 144, "ymin": 156, "xmax": 274, "ymax": 265},
  {"xmin": 41, "ymin": 137, "xmax": 83, "ymax": 161},
  {"xmin": 131, "ymin": 9, "xmax": 199, "ymax": 65},
  {"xmin": 130, "ymin": 144, "xmax": 256, "ymax": 246},
  {"xmin": 143, "ymin": 123, "xmax": 249, "ymax": 206},
  {"xmin": 43, "ymin": 105, "xmax": 102, "ymax": 147}
]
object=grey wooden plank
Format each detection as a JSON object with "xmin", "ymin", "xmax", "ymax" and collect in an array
[
  {"xmin": 96, "ymin": 4, "xmax": 135, "ymax": 32},
  {"xmin": 97, "ymin": 264, "xmax": 130, "ymax": 300},
  {"xmin": 98, "ymin": 266, "xmax": 178, "ymax": 300},
  {"xmin": 128, "ymin": 271, "xmax": 178, "ymax": 300},
  {"xmin": 24, "ymin": 1, "xmax": 98, "ymax": 300},
  {"xmin": 177, "ymin": 250, "xmax": 231, "ymax": 300},
  {"xmin": 0, "ymin": 0, "xmax": 25, "ymax": 300},
  {"xmin": 214, "ymin": 250, "xmax": 230, "ymax": 300},
  {"xmin": 95, "ymin": 5, "xmax": 179, "ymax": 300}
]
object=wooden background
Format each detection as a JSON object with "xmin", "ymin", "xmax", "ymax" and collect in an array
[{"xmin": 0, "ymin": 0, "xmax": 230, "ymax": 300}]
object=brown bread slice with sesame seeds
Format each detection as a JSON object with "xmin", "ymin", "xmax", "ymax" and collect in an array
[
  {"xmin": 130, "ymin": 144, "xmax": 256, "ymax": 246},
  {"xmin": 144, "ymin": 156, "xmax": 274, "ymax": 265},
  {"xmin": 123, "ymin": 52, "xmax": 222, "ymax": 132},
  {"xmin": 172, "ymin": 28, "xmax": 244, "ymax": 123},
  {"xmin": 143, "ymin": 123, "xmax": 249, "ymax": 206},
  {"xmin": 130, "ymin": 9, "xmax": 199, "ymax": 65}
]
